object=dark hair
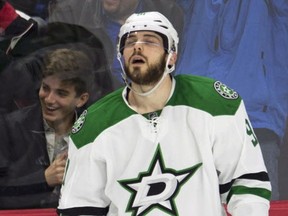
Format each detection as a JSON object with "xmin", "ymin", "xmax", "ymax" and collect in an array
[{"xmin": 42, "ymin": 48, "xmax": 94, "ymax": 96}]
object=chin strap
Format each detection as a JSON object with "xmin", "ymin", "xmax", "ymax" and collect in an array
[{"xmin": 117, "ymin": 52, "xmax": 174, "ymax": 97}]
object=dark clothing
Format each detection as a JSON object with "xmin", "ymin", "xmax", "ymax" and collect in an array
[
  {"xmin": 0, "ymin": 49, "xmax": 43, "ymax": 113},
  {"xmin": 0, "ymin": 0, "xmax": 38, "ymax": 41},
  {"xmin": 0, "ymin": 0, "xmax": 38, "ymax": 71},
  {"xmin": 0, "ymin": 103, "xmax": 57, "ymax": 209},
  {"xmin": 8, "ymin": 0, "xmax": 49, "ymax": 20}
]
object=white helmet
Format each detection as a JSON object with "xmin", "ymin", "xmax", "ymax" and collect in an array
[{"xmin": 117, "ymin": 11, "xmax": 179, "ymax": 56}]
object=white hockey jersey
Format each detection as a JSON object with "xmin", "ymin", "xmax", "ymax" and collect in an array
[{"xmin": 58, "ymin": 75, "xmax": 271, "ymax": 216}]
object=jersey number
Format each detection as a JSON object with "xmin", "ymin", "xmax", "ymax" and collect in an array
[{"xmin": 245, "ymin": 119, "xmax": 259, "ymax": 146}]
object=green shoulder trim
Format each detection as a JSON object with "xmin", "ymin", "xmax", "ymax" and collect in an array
[
  {"xmin": 70, "ymin": 88, "xmax": 135, "ymax": 149},
  {"xmin": 169, "ymin": 75, "xmax": 242, "ymax": 116}
]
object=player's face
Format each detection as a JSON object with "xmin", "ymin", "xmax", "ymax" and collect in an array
[
  {"xmin": 102, "ymin": 0, "xmax": 138, "ymax": 19},
  {"xmin": 123, "ymin": 31, "xmax": 167, "ymax": 85},
  {"xmin": 39, "ymin": 75, "xmax": 87, "ymax": 127}
]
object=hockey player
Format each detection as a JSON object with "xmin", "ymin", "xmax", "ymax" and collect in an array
[{"xmin": 57, "ymin": 12, "xmax": 271, "ymax": 216}]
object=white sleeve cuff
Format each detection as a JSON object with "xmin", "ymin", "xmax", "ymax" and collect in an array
[{"xmin": 231, "ymin": 202, "xmax": 269, "ymax": 216}]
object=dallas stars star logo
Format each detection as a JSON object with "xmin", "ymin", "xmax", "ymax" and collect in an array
[{"xmin": 118, "ymin": 145, "xmax": 202, "ymax": 216}]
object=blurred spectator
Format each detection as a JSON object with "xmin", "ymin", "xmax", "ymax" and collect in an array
[
  {"xmin": 48, "ymin": 0, "xmax": 184, "ymax": 82},
  {"xmin": 0, "ymin": 1, "xmax": 117, "ymax": 114},
  {"xmin": 0, "ymin": 48, "xmax": 93, "ymax": 209},
  {"xmin": 175, "ymin": 0, "xmax": 288, "ymax": 200}
]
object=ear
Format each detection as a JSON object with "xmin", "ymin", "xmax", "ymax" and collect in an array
[
  {"xmin": 168, "ymin": 52, "xmax": 177, "ymax": 66},
  {"xmin": 76, "ymin": 92, "xmax": 89, "ymax": 108}
]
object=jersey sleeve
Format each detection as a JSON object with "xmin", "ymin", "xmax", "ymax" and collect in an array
[
  {"xmin": 212, "ymin": 100, "xmax": 271, "ymax": 215},
  {"xmin": 57, "ymin": 137, "xmax": 110, "ymax": 215}
]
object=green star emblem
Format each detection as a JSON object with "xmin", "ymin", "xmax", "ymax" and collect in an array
[{"xmin": 118, "ymin": 145, "xmax": 202, "ymax": 216}]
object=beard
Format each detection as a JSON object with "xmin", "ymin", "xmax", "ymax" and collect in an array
[{"xmin": 124, "ymin": 53, "xmax": 167, "ymax": 86}]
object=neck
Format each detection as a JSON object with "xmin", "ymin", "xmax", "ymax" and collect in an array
[
  {"xmin": 46, "ymin": 113, "xmax": 75, "ymax": 137},
  {"xmin": 128, "ymin": 75, "xmax": 173, "ymax": 114}
]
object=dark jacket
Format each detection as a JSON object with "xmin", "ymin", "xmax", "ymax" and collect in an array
[{"xmin": 0, "ymin": 103, "xmax": 58, "ymax": 209}]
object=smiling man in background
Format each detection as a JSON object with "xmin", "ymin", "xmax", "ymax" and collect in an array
[{"xmin": 0, "ymin": 48, "xmax": 93, "ymax": 209}]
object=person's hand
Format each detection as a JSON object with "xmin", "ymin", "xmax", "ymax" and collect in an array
[{"xmin": 45, "ymin": 152, "xmax": 68, "ymax": 187}]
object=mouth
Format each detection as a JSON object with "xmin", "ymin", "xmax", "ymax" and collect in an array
[
  {"xmin": 131, "ymin": 55, "xmax": 146, "ymax": 65},
  {"xmin": 103, "ymin": 0, "xmax": 118, "ymax": 6},
  {"xmin": 44, "ymin": 105, "xmax": 58, "ymax": 114}
]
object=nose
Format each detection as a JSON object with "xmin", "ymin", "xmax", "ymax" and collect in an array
[
  {"xmin": 44, "ymin": 92, "xmax": 56, "ymax": 104},
  {"xmin": 133, "ymin": 41, "xmax": 144, "ymax": 51}
]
